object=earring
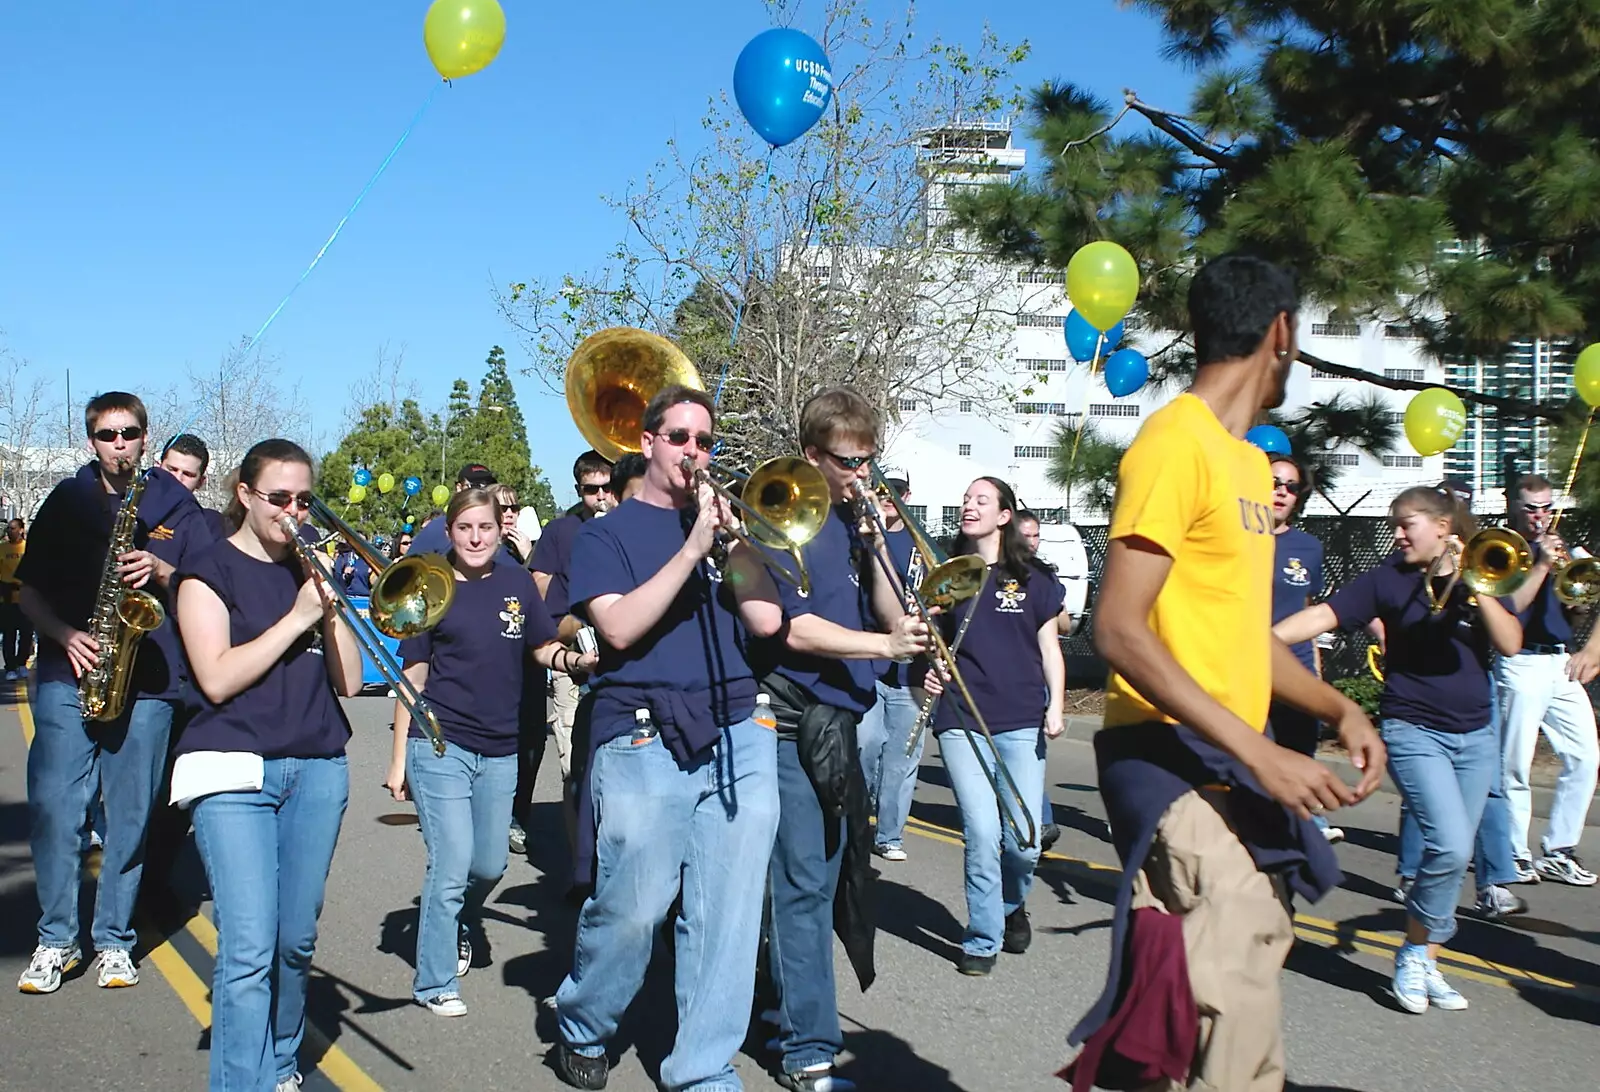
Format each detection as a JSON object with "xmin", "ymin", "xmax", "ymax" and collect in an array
[{"xmin": 1276, "ymin": 349, "xmax": 1291, "ymax": 360}]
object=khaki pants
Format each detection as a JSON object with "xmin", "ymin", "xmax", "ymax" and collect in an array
[
  {"xmin": 1132, "ymin": 788, "xmax": 1295, "ymax": 1092},
  {"xmin": 548, "ymin": 671, "xmax": 581, "ymax": 780}
]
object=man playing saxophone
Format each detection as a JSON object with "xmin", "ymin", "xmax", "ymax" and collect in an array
[{"xmin": 16, "ymin": 392, "xmax": 216, "ymax": 995}]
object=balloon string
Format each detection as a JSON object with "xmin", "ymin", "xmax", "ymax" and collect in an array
[
  {"xmin": 1064, "ymin": 334, "xmax": 1106, "ymax": 496},
  {"xmin": 1550, "ymin": 409, "xmax": 1593, "ymax": 535},
  {"xmin": 165, "ymin": 83, "xmax": 445, "ymax": 448},
  {"xmin": 716, "ymin": 149, "xmax": 776, "ymax": 409}
]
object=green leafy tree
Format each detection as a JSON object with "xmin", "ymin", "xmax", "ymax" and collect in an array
[
  {"xmin": 951, "ymin": 0, "xmax": 1600, "ymax": 428},
  {"xmin": 317, "ymin": 399, "xmax": 439, "ymax": 540},
  {"xmin": 1045, "ymin": 420, "xmax": 1128, "ymax": 518}
]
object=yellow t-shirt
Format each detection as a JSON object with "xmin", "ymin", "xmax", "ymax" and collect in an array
[
  {"xmin": 0, "ymin": 540, "xmax": 23, "ymax": 604},
  {"xmin": 1103, "ymin": 393, "xmax": 1276, "ymax": 732}
]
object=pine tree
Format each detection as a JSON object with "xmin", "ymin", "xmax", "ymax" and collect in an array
[
  {"xmin": 317, "ymin": 399, "xmax": 440, "ymax": 540},
  {"xmin": 952, "ymin": 0, "xmax": 1600, "ymax": 428},
  {"xmin": 457, "ymin": 347, "xmax": 557, "ymax": 519}
]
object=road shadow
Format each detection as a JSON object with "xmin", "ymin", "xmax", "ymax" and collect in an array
[
  {"xmin": 835, "ymin": 1022, "xmax": 971, "ymax": 1091},
  {"xmin": 1284, "ymin": 936, "xmax": 1394, "ymax": 1008},
  {"xmin": 1337, "ymin": 823, "xmax": 1399, "ymax": 858},
  {"xmin": 376, "ymin": 898, "xmax": 419, "ymax": 970},
  {"xmin": 302, "ymin": 964, "xmax": 418, "ymax": 1079},
  {"xmin": 1046, "ymin": 800, "xmax": 1112, "ymax": 846},
  {"xmin": 874, "ymin": 877, "xmax": 963, "ymax": 962}
]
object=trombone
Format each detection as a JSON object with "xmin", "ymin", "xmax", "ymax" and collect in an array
[
  {"xmin": 564, "ymin": 326, "xmax": 830, "ymax": 593},
  {"xmin": 281, "ymin": 499, "xmax": 456, "ymax": 757},
  {"xmin": 849, "ymin": 465, "xmax": 1038, "ymax": 850},
  {"xmin": 1426, "ymin": 527, "xmax": 1532, "ymax": 613}
]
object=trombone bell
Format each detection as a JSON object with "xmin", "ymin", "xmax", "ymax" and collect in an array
[
  {"xmin": 741, "ymin": 457, "xmax": 832, "ymax": 548},
  {"xmin": 919, "ymin": 555, "xmax": 988, "ymax": 611},
  {"xmin": 1555, "ymin": 557, "xmax": 1600, "ymax": 606},
  {"xmin": 1461, "ymin": 527, "xmax": 1532, "ymax": 598},
  {"xmin": 565, "ymin": 327, "xmax": 703, "ymax": 462},
  {"xmin": 371, "ymin": 555, "xmax": 457, "ymax": 639}
]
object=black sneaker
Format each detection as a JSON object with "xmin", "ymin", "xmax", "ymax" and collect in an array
[
  {"xmin": 776, "ymin": 1064, "xmax": 856, "ymax": 1091},
  {"xmin": 555, "ymin": 1044, "xmax": 609, "ymax": 1090},
  {"xmin": 956, "ymin": 951, "xmax": 997, "ymax": 976},
  {"xmin": 1040, "ymin": 823, "xmax": 1062, "ymax": 853},
  {"xmin": 1002, "ymin": 907, "xmax": 1032, "ymax": 954}
]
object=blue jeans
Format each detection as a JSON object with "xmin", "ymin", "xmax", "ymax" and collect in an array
[
  {"xmin": 27, "ymin": 680, "xmax": 173, "ymax": 952},
  {"xmin": 941, "ymin": 726, "xmax": 1047, "ymax": 956},
  {"xmin": 1381, "ymin": 719, "xmax": 1497, "ymax": 943},
  {"xmin": 193, "ymin": 755, "xmax": 349, "ymax": 1092},
  {"xmin": 769, "ymin": 737, "xmax": 846, "ymax": 1073},
  {"xmin": 557, "ymin": 718, "xmax": 778, "ymax": 1091},
  {"xmin": 407, "ymin": 738, "xmax": 517, "ymax": 1002},
  {"xmin": 856, "ymin": 682, "xmax": 924, "ymax": 848}
]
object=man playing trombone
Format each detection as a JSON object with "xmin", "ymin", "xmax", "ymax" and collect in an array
[
  {"xmin": 553, "ymin": 384, "xmax": 786, "ymax": 1092},
  {"xmin": 755, "ymin": 386, "xmax": 931, "ymax": 1092}
]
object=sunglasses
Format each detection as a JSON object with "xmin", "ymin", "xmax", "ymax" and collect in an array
[
  {"xmin": 578, "ymin": 483, "xmax": 611, "ymax": 496},
  {"xmin": 1522, "ymin": 502, "xmax": 1554, "ymax": 513},
  {"xmin": 1272, "ymin": 477, "xmax": 1305, "ymax": 496},
  {"xmin": 93, "ymin": 426, "xmax": 145, "ymax": 443},
  {"xmin": 823, "ymin": 449, "xmax": 874, "ymax": 470},
  {"xmin": 654, "ymin": 429, "xmax": 716, "ymax": 451},
  {"xmin": 251, "ymin": 488, "xmax": 314, "ymax": 511}
]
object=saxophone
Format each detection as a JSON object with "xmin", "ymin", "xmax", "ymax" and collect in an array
[{"xmin": 79, "ymin": 471, "xmax": 166, "ymax": 722}]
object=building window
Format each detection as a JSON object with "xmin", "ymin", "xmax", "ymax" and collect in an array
[
  {"xmin": 1311, "ymin": 368, "xmax": 1349, "ymax": 380},
  {"xmin": 1014, "ymin": 445, "xmax": 1054, "ymax": 459},
  {"xmin": 958, "ymin": 400, "xmax": 972, "ymax": 413},
  {"xmin": 1383, "ymin": 368, "xmax": 1426, "ymax": 382},
  {"xmin": 1018, "ymin": 357, "xmax": 1072, "ymax": 372},
  {"xmin": 897, "ymin": 398, "xmax": 918, "ymax": 412},
  {"xmin": 808, "ymin": 264, "xmax": 831, "ymax": 281},
  {"xmin": 942, "ymin": 505, "xmax": 962, "ymax": 528},
  {"xmin": 1090, "ymin": 403, "xmax": 1141, "ymax": 418},
  {"xmin": 1383, "ymin": 455, "xmax": 1424, "ymax": 468},
  {"xmin": 958, "ymin": 444, "xmax": 972, "ymax": 456},
  {"xmin": 1310, "ymin": 323, "xmax": 1361, "ymax": 337},
  {"xmin": 1017, "ymin": 270, "xmax": 1065, "ymax": 285},
  {"xmin": 1015, "ymin": 402, "xmax": 1070, "ymax": 415},
  {"xmin": 1385, "ymin": 324, "xmax": 1423, "ymax": 339},
  {"xmin": 954, "ymin": 267, "xmax": 975, "ymax": 282},
  {"xmin": 1384, "ymin": 411, "xmax": 1405, "ymax": 424},
  {"xmin": 1325, "ymin": 453, "xmax": 1360, "ymax": 466},
  {"xmin": 1016, "ymin": 313, "xmax": 1062, "ymax": 328},
  {"xmin": 906, "ymin": 504, "xmax": 927, "ymax": 524}
]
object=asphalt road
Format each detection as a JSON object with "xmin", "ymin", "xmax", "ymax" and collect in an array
[{"xmin": 3, "ymin": 687, "xmax": 1599, "ymax": 1092}]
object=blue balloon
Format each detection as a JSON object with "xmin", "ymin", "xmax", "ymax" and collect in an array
[
  {"xmin": 1245, "ymin": 424, "xmax": 1292, "ymax": 455},
  {"xmin": 1103, "ymin": 348, "xmax": 1148, "ymax": 398},
  {"xmin": 403, "ymin": 476, "xmax": 422, "ymax": 496},
  {"xmin": 733, "ymin": 28, "xmax": 833, "ymax": 148},
  {"xmin": 1063, "ymin": 310, "xmax": 1124, "ymax": 364},
  {"xmin": 352, "ymin": 468, "xmax": 372, "ymax": 487}
]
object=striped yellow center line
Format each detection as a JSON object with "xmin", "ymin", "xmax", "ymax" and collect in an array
[
  {"xmin": 11, "ymin": 690, "xmax": 384, "ymax": 1092},
  {"xmin": 901, "ymin": 814, "xmax": 1598, "ymax": 1001}
]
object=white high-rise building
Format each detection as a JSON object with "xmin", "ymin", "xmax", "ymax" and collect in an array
[{"xmin": 881, "ymin": 122, "xmax": 1454, "ymax": 531}]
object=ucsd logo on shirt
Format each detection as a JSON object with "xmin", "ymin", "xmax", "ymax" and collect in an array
[
  {"xmin": 1281, "ymin": 556, "xmax": 1312, "ymax": 588},
  {"xmin": 994, "ymin": 576, "xmax": 1027, "ymax": 614},
  {"xmin": 1236, "ymin": 498, "xmax": 1274, "ymax": 535},
  {"xmin": 499, "ymin": 597, "xmax": 525, "ymax": 640}
]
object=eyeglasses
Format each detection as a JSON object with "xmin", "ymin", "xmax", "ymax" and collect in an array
[
  {"xmin": 250, "ymin": 488, "xmax": 314, "ymax": 511},
  {"xmin": 1522, "ymin": 502, "xmax": 1554, "ymax": 513},
  {"xmin": 654, "ymin": 429, "xmax": 716, "ymax": 451},
  {"xmin": 93, "ymin": 426, "xmax": 145, "ymax": 443},
  {"xmin": 823, "ymin": 449, "xmax": 875, "ymax": 471},
  {"xmin": 578, "ymin": 483, "xmax": 612, "ymax": 496},
  {"xmin": 1272, "ymin": 478, "xmax": 1305, "ymax": 496}
]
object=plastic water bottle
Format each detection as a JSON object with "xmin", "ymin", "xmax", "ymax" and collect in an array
[
  {"xmin": 753, "ymin": 693, "xmax": 777, "ymax": 730},
  {"xmin": 631, "ymin": 707, "xmax": 658, "ymax": 745}
]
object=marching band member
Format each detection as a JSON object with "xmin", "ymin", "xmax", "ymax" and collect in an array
[
  {"xmin": 382, "ymin": 488, "xmax": 586, "ymax": 1016},
  {"xmin": 1276, "ymin": 484, "xmax": 1521, "ymax": 1014},
  {"xmin": 933, "ymin": 476, "xmax": 1065, "ymax": 976},
  {"xmin": 757, "ymin": 388, "xmax": 929, "ymax": 1091},
  {"xmin": 174, "ymin": 439, "xmax": 364, "ymax": 1091},
  {"xmin": 1496, "ymin": 473, "xmax": 1600, "ymax": 886},
  {"xmin": 553, "ymin": 385, "xmax": 782, "ymax": 1091},
  {"xmin": 17, "ymin": 392, "xmax": 211, "ymax": 996}
]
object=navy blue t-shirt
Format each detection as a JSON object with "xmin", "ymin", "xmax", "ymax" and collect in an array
[
  {"xmin": 754, "ymin": 504, "xmax": 879, "ymax": 715},
  {"xmin": 174, "ymin": 539, "xmax": 352, "ymax": 758},
  {"xmin": 397, "ymin": 561, "xmax": 558, "ymax": 757},
  {"xmin": 1271, "ymin": 527, "xmax": 1324, "ymax": 672},
  {"xmin": 1326, "ymin": 556, "xmax": 1513, "ymax": 733},
  {"xmin": 1521, "ymin": 545, "xmax": 1574, "ymax": 648},
  {"xmin": 339, "ymin": 553, "xmax": 373, "ymax": 596},
  {"xmin": 530, "ymin": 512, "xmax": 584, "ymax": 617},
  {"xmin": 568, "ymin": 498, "xmax": 757, "ymax": 748},
  {"xmin": 877, "ymin": 526, "xmax": 928, "ymax": 689},
  {"xmin": 16, "ymin": 463, "xmax": 214, "ymax": 703},
  {"xmin": 932, "ymin": 561, "xmax": 1065, "ymax": 735}
]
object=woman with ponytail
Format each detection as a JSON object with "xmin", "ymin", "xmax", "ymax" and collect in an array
[
  {"xmin": 934, "ymin": 476, "xmax": 1065, "ymax": 976},
  {"xmin": 1275, "ymin": 485, "xmax": 1522, "ymax": 1015}
]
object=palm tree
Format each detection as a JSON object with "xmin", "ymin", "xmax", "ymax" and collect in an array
[
  {"xmin": 1270, "ymin": 391, "xmax": 1400, "ymax": 496},
  {"xmin": 1045, "ymin": 419, "xmax": 1128, "ymax": 519}
]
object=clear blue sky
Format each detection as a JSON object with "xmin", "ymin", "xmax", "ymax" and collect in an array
[{"xmin": 0, "ymin": 1, "xmax": 1195, "ymax": 483}]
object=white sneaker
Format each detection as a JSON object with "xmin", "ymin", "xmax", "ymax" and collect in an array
[
  {"xmin": 457, "ymin": 934, "xmax": 472, "ymax": 978},
  {"xmin": 1425, "ymin": 963, "xmax": 1469, "ymax": 1011},
  {"xmin": 4, "ymin": 670, "xmax": 17, "ymax": 682},
  {"xmin": 425, "ymin": 993, "xmax": 467, "ymax": 1017},
  {"xmin": 1392, "ymin": 947, "xmax": 1429, "ymax": 1014},
  {"xmin": 95, "ymin": 949, "xmax": 138, "ymax": 988},
  {"xmin": 1321, "ymin": 825, "xmax": 1346, "ymax": 844},
  {"xmin": 17, "ymin": 943, "xmax": 82, "ymax": 994},
  {"xmin": 873, "ymin": 843, "xmax": 908, "ymax": 862},
  {"xmin": 1535, "ymin": 848, "xmax": 1598, "ymax": 886},
  {"xmin": 274, "ymin": 1074, "xmax": 303, "ymax": 1092}
]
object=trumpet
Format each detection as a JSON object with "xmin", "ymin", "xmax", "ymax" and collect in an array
[
  {"xmin": 1426, "ymin": 527, "xmax": 1532, "ymax": 612},
  {"xmin": 1543, "ymin": 540, "xmax": 1600, "ymax": 606},
  {"xmin": 850, "ymin": 467, "xmax": 1037, "ymax": 849},
  {"xmin": 282, "ymin": 499, "xmax": 455, "ymax": 756},
  {"xmin": 564, "ymin": 325, "xmax": 829, "ymax": 592}
]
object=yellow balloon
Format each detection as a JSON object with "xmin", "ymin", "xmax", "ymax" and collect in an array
[
  {"xmin": 1066, "ymin": 241, "xmax": 1140, "ymax": 332},
  {"xmin": 348, "ymin": 483, "xmax": 368, "ymax": 504},
  {"xmin": 1574, "ymin": 343, "xmax": 1600, "ymax": 409},
  {"xmin": 1404, "ymin": 387, "xmax": 1468, "ymax": 457},
  {"xmin": 423, "ymin": 0, "xmax": 507, "ymax": 80},
  {"xmin": 431, "ymin": 484, "xmax": 451, "ymax": 507},
  {"xmin": 377, "ymin": 472, "xmax": 396, "ymax": 494}
]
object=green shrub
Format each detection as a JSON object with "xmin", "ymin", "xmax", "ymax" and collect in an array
[{"xmin": 1331, "ymin": 675, "xmax": 1382, "ymax": 718}]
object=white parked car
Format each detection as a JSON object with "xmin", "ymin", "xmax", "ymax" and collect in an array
[{"xmin": 1033, "ymin": 522, "xmax": 1091, "ymax": 636}]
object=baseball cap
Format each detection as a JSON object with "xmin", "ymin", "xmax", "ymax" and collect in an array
[
  {"xmin": 880, "ymin": 466, "xmax": 910, "ymax": 492},
  {"xmin": 1438, "ymin": 477, "xmax": 1473, "ymax": 503},
  {"xmin": 457, "ymin": 463, "xmax": 498, "ymax": 488}
]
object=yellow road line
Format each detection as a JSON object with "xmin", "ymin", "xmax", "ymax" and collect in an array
[
  {"xmin": 903, "ymin": 813, "xmax": 1596, "ymax": 998},
  {"xmin": 11, "ymin": 689, "xmax": 385, "ymax": 1092}
]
